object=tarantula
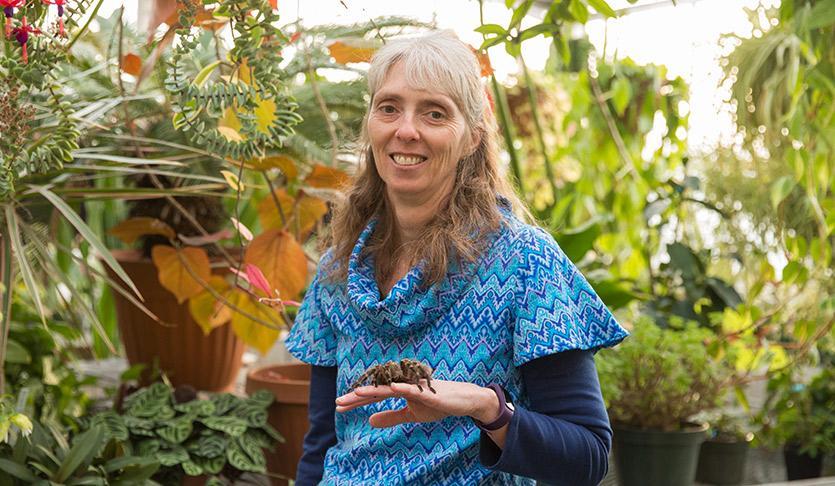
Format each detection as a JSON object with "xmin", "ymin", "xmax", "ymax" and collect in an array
[{"xmin": 349, "ymin": 358, "xmax": 437, "ymax": 394}]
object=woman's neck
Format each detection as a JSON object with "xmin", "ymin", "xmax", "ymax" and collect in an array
[{"xmin": 387, "ymin": 191, "xmax": 446, "ymax": 247}]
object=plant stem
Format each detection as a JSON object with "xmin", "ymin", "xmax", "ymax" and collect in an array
[
  {"xmin": 305, "ymin": 47, "xmax": 339, "ymax": 166},
  {"xmin": 66, "ymin": 0, "xmax": 106, "ymax": 51},
  {"xmin": 491, "ymin": 76, "xmax": 525, "ymax": 196},
  {"xmin": 519, "ymin": 53, "xmax": 558, "ymax": 206},
  {"xmin": 262, "ymin": 170, "xmax": 286, "ymax": 227},
  {"xmin": 588, "ymin": 71, "xmax": 637, "ymax": 180}
]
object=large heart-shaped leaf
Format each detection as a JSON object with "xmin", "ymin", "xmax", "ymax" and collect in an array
[
  {"xmin": 152, "ymin": 246, "xmax": 211, "ymax": 304},
  {"xmin": 304, "ymin": 164, "xmax": 349, "ymax": 189},
  {"xmin": 230, "ymin": 290, "xmax": 282, "ymax": 354},
  {"xmin": 257, "ymin": 189, "xmax": 328, "ymax": 239},
  {"xmin": 244, "ymin": 229, "xmax": 307, "ymax": 300},
  {"xmin": 109, "ymin": 217, "xmax": 175, "ymax": 244},
  {"xmin": 189, "ymin": 276, "xmax": 234, "ymax": 335}
]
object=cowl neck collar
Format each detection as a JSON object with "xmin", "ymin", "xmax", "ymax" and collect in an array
[{"xmin": 346, "ymin": 209, "xmax": 505, "ymax": 339}]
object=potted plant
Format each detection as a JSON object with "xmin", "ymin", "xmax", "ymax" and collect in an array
[
  {"xmin": 91, "ymin": 381, "xmax": 282, "ymax": 485},
  {"xmin": 759, "ymin": 365, "xmax": 835, "ymax": 480},
  {"xmin": 597, "ymin": 315, "xmax": 731, "ymax": 486},
  {"xmin": 695, "ymin": 412, "xmax": 755, "ymax": 485}
]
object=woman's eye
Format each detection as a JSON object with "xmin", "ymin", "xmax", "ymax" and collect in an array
[
  {"xmin": 428, "ymin": 111, "xmax": 445, "ymax": 120},
  {"xmin": 379, "ymin": 105, "xmax": 396, "ymax": 114}
]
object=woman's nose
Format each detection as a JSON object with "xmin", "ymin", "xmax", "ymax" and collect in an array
[{"xmin": 395, "ymin": 114, "xmax": 420, "ymax": 142}]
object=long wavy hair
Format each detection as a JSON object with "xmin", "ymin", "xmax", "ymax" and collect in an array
[{"xmin": 321, "ymin": 30, "xmax": 532, "ymax": 289}]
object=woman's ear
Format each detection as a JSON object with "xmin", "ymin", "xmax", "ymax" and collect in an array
[{"xmin": 466, "ymin": 128, "xmax": 483, "ymax": 157}]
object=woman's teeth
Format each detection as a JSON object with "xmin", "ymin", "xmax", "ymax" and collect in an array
[{"xmin": 392, "ymin": 154, "xmax": 426, "ymax": 166}]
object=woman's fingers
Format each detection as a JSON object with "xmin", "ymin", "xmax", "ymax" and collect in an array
[
  {"xmin": 369, "ymin": 408, "xmax": 412, "ymax": 428},
  {"xmin": 335, "ymin": 397, "xmax": 380, "ymax": 412}
]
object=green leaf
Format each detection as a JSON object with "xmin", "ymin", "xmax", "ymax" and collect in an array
[
  {"xmin": 5, "ymin": 207, "xmax": 47, "ymax": 326},
  {"xmin": 201, "ymin": 416, "xmax": 248, "ymax": 437},
  {"xmin": 30, "ymin": 186, "xmax": 144, "ymax": 301},
  {"xmin": 226, "ymin": 439, "xmax": 262, "ymax": 472},
  {"xmin": 587, "ymin": 0, "xmax": 618, "ymax": 17},
  {"xmin": 157, "ymin": 446, "xmax": 189, "ymax": 466},
  {"xmin": 0, "ymin": 458, "xmax": 38, "ymax": 481},
  {"xmin": 187, "ymin": 434, "xmax": 227, "ymax": 458},
  {"xmin": 55, "ymin": 425, "xmax": 105, "ymax": 482},
  {"xmin": 91, "ymin": 411, "xmax": 129, "ymax": 441},
  {"xmin": 193, "ymin": 454, "xmax": 226, "ymax": 475},
  {"xmin": 611, "ymin": 76, "xmax": 632, "ymax": 116},
  {"xmin": 554, "ymin": 220, "xmax": 601, "ymax": 262},
  {"xmin": 781, "ymin": 260, "xmax": 807, "ymax": 285},
  {"xmin": 157, "ymin": 415, "xmax": 194, "ymax": 444},
  {"xmin": 509, "ymin": 0, "xmax": 534, "ymax": 31},
  {"xmin": 568, "ymin": 0, "xmax": 590, "ymax": 23},
  {"xmin": 182, "ymin": 460, "xmax": 203, "ymax": 476},
  {"xmin": 590, "ymin": 280, "xmax": 636, "ymax": 310},
  {"xmin": 518, "ymin": 24, "xmax": 558, "ymax": 42},
  {"xmin": 4, "ymin": 338, "xmax": 31, "ymax": 364},
  {"xmin": 770, "ymin": 176, "xmax": 795, "ymax": 209},
  {"xmin": 475, "ymin": 24, "xmax": 507, "ymax": 36},
  {"xmin": 805, "ymin": 1, "xmax": 835, "ymax": 29}
]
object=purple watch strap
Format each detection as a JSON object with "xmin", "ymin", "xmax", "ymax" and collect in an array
[{"xmin": 473, "ymin": 383, "xmax": 514, "ymax": 431}]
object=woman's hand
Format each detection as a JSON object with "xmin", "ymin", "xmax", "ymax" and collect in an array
[{"xmin": 335, "ymin": 379, "xmax": 495, "ymax": 428}]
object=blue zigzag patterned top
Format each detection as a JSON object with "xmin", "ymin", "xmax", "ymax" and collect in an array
[{"xmin": 285, "ymin": 202, "xmax": 628, "ymax": 485}]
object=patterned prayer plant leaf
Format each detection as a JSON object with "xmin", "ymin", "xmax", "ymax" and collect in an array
[
  {"xmin": 243, "ymin": 429, "xmax": 273, "ymax": 449},
  {"xmin": 157, "ymin": 446, "xmax": 189, "ymax": 466},
  {"xmin": 157, "ymin": 415, "xmax": 194, "ymax": 444},
  {"xmin": 259, "ymin": 423, "xmax": 284, "ymax": 444},
  {"xmin": 157, "ymin": 405, "xmax": 176, "ymax": 421},
  {"xmin": 182, "ymin": 460, "xmax": 203, "ymax": 476},
  {"xmin": 247, "ymin": 389, "xmax": 274, "ymax": 408},
  {"xmin": 125, "ymin": 383, "xmax": 171, "ymax": 418},
  {"xmin": 233, "ymin": 404, "xmax": 268, "ymax": 427},
  {"xmin": 200, "ymin": 416, "xmax": 248, "ymax": 437},
  {"xmin": 187, "ymin": 433, "xmax": 228, "ymax": 459},
  {"xmin": 209, "ymin": 393, "xmax": 238, "ymax": 415},
  {"xmin": 174, "ymin": 399, "xmax": 216, "ymax": 416},
  {"xmin": 226, "ymin": 439, "xmax": 264, "ymax": 473},
  {"xmin": 206, "ymin": 477, "xmax": 225, "ymax": 486},
  {"xmin": 236, "ymin": 435, "xmax": 266, "ymax": 470},
  {"xmin": 193, "ymin": 455, "xmax": 226, "ymax": 475},
  {"xmin": 136, "ymin": 439, "xmax": 161, "ymax": 457},
  {"xmin": 91, "ymin": 411, "xmax": 129, "ymax": 441}
]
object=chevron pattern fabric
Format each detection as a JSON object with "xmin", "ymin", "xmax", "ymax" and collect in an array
[{"xmin": 285, "ymin": 203, "xmax": 628, "ymax": 485}]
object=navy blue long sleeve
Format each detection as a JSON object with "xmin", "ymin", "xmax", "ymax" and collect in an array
[
  {"xmin": 294, "ymin": 350, "xmax": 611, "ymax": 486},
  {"xmin": 295, "ymin": 365, "xmax": 339, "ymax": 486},
  {"xmin": 478, "ymin": 350, "xmax": 612, "ymax": 486}
]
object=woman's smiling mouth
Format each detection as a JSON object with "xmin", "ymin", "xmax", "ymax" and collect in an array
[{"xmin": 391, "ymin": 153, "xmax": 428, "ymax": 167}]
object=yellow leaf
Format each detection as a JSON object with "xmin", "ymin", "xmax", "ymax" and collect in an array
[
  {"xmin": 108, "ymin": 217, "xmax": 175, "ymax": 244},
  {"xmin": 151, "ymin": 246, "xmax": 211, "ymax": 304},
  {"xmin": 121, "ymin": 53, "xmax": 142, "ymax": 76},
  {"xmin": 217, "ymin": 126, "xmax": 244, "ymax": 143},
  {"xmin": 244, "ymin": 229, "xmax": 308, "ymax": 300},
  {"xmin": 304, "ymin": 164, "xmax": 349, "ymax": 189},
  {"xmin": 188, "ymin": 276, "xmax": 233, "ymax": 335},
  {"xmin": 257, "ymin": 189, "xmax": 327, "ymax": 239},
  {"xmin": 328, "ymin": 39, "xmax": 377, "ymax": 64},
  {"xmin": 254, "ymin": 96, "xmax": 277, "ymax": 135},
  {"xmin": 230, "ymin": 290, "xmax": 282, "ymax": 354},
  {"xmin": 220, "ymin": 170, "xmax": 244, "ymax": 191},
  {"xmin": 249, "ymin": 155, "xmax": 299, "ymax": 179}
]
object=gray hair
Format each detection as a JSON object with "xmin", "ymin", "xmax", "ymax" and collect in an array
[{"xmin": 367, "ymin": 30, "xmax": 486, "ymax": 132}]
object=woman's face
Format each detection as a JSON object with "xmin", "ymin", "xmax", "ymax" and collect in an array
[{"xmin": 368, "ymin": 62, "xmax": 475, "ymax": 204}]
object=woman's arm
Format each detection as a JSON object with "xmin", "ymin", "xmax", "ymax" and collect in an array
[
  {"xmin": 478, "ymin": 350, "xmax": 612, "ymax": 486},
  {"xmin": 295, "ymin": 365, "xmax": 339, "ymax": 486}
]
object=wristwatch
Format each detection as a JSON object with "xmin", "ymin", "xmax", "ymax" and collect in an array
[{"xmin": 472, "ymin": 383, "xmax": 515, "ymax": 431}]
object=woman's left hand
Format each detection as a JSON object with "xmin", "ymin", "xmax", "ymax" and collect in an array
[{"xmin": 335, "ymin": 380, "xmax": 489, "ymax": 428}]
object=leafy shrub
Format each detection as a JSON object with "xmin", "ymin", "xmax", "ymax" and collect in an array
[{"xmin": 597, "ymin": 315, "xmax": 732, "ymax": 431}]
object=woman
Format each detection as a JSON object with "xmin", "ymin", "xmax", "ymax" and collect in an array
[{"xmin": 284, "ymin": 30, "xmax": 628, "ymax": 486}]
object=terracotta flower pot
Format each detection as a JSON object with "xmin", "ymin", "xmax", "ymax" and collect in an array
[
  {"xmin": 107, "ymin": 249, "xmax": 245, "ymax": 392},
  {"xmin": 245, "ymin": 362, "xmax": 311, "ymax": 486}
]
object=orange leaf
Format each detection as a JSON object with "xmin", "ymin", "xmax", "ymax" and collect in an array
[
  {"xmin": 230, "ymin": 290, "xmax": 282, "ymax": 354},
  {"xmin": 328, "ymin": 39, "xmax": 377, "ymax": 64},
  {"xmin": 244, "ymin": 229, "xmax": 307, "ymax": 300},
  {"xmin": 151, "ymin": 245, "xmax": 211, "ymax": 304},
  {"xmin": 257, "ymin": 189, "xmax": 327, "ymax": 240},
  {"xmin": 249, "ymin": 155, "xmax": 299, "ymax": 179},
  {"xmin": 188, "ymin": 276, "xmax": 233, "ymax": 335},
  {"xmin": 121, "ymin": 53, "xmax": 142, "ymax": 76},
  {"xmin": 468, "ymin": 45, "xmax": 494, "ymax": 77},
  {"xmin": 304, "ymin": 164, "xmax": 349, "ymax": 189},
  {"xmin": 108, "ymin": 217, "xmax": 175, "ymax": 244},
  {"xmin": 269, "ymin": 0, "xmax": 278, "ymax": 9}
]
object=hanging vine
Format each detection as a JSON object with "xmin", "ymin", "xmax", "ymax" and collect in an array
[{"xmin": 166, "ymin": 0, "xmax": 302, "ymax": 160}]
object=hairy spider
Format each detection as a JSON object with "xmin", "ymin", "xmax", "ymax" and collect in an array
[{"xmin": 349, "ymin": 358, "xmax": 437, "ymax": 394}]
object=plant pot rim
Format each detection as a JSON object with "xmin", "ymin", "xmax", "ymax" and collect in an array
[
  {"xmin": 614, "ymin": 421, "xmax": 709, "ymax": 434},
  {"xmin": 245, "ymin": 362, "xmax": 311, "ymax": 405},
  {"xmin": 246, "ymin": 362, "xmax": 311, "ymax": 386}
]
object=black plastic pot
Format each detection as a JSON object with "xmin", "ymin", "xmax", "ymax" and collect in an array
[
  {"xmin": 613, "ymin": 423, "xmax": 708, "ymax": 486},
  {"xmin": 695, "ymin": 436, "xmax": 752, "ymax": 485},
  {"xmin": 783, "ymin": 444, "xmax": 823, "ymax": 480}
]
